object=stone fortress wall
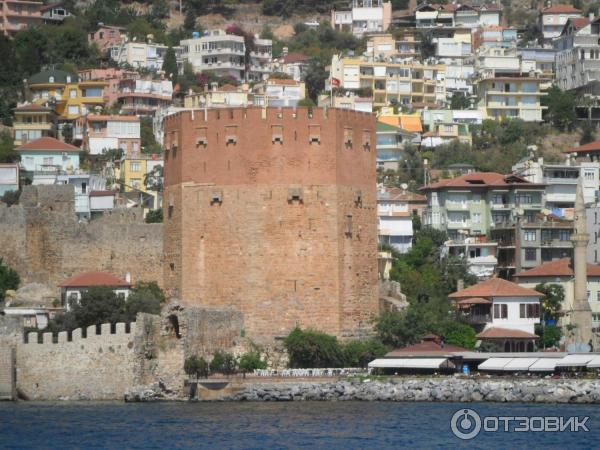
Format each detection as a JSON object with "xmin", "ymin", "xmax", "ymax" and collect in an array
[
  {"xmin": 0, "ymin": 185, "xmax": 163, "ymax": 290},
  {"xmin": 17, "ymin": 322, "xmax": 137, "ymax": 400}
]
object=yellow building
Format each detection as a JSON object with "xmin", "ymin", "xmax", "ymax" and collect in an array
[
  {"xmin": 27, "ymin": 69, "xmax": 107, "ymax": 120},
  {"xmin": 119, "ymin": 154, "xmax": 163, "ymax": 210},
  {"xmin": 475, "ymin": 76, "xmax": 547, "ymax": 122},
  {"xmin": 330, "ymin": 55, "xmax": 446, "ymax": 109},
  {"xmin": 12, "ymin": 104, "xmax": 56, "ymax": 146}
]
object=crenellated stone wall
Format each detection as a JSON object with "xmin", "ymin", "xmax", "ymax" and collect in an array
[{"xmin": 0, "ymin": 185, "xmax": 163, "ymax": 289}]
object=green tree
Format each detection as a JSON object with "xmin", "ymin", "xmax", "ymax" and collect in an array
[
  {"xmin": 343, "ymin": 339, "xmax": 388, "ymax": 368},
  {"xmin": 450, "ymin": 93, "xmax": 471, "ymax": 110},
  {"xmin": 162, "ymin": 46, "xmax": 178, "ymax": 81},
  {"xmin": 0, "ymin": 190, "xmax": 20, "ymax": 207},
  {"xmin": 284, "ymin": 327, "xmax": 346, "ymax": 368},
  {"xmin": 184, "ymin": 355, "xmax": 209, "ymax": 379},
  {"xmin": 184, "ymin": 10, "xmax": 198, "ymax": 32},
  {"xmin": 304, "ymin": 60, "xmax": 327, "ymax": 102},
  {"xmin": 443, "ymin": 322, "xmax": 476, "ymax": 349},
  {"xmin": 124, "ymin": 281, "xmax": 164, "ymax": 320},
  {"xmin": 0, "ymin": 131, "xmax": 17, "ymax": 163},
  {"xmin": 535, "ymin": 283, "xmax": 564, "ymax": 321},
  {"xmin": 0, "ymin": 258, "xmax": 19, "ymax": 302},
  {"xmin": 580, "ymin": 121, "xmax": 595, "ymax": 145},
  {"xmin": 145, "ymin": 208, "xmax": 163, "ymax": 223},
  {"xmin": 238, "ymin": 351, "xmax": 267, "ymax": 375},
  {"xmin": 62, "ymin": 124, "xmax": 74, "ymax": 144},
  {"xmin": 535, "ymin": 324, "xmax": 562, "ymax": 348},
  {"xmin": 542, "ymin": 85, "xmax": 576, "ymax": 131},
  {"xmin": 140, "ymin": 117, "xmax": 162, "ymax": 154},
  {"xmin": 210, "ymin": 350, "xmax": 237, "ymax": 374}
]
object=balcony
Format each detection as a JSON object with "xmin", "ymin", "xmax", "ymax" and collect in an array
[
  {"xmin": 459, "ymin": 312, "xmax": 491, "ymax": 325},
  {"xmin": 445, "ymin": 202, "xmax": 468, "ymax": 211},
  {"xmin": 447, "ymin": 221, "xmax": 471, "ymax": 229}
]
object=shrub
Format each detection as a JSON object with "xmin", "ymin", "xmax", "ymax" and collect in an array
[
  {"xmin": 210, "ymin": 350, "xmax": 237, "ymax": 375},
  {"xmin": 0, "ymin": 190, "xmax": 20, "ymax": 207},
  {"xmin": 145, "ymin": 208, "xmax": 163, "ymax": 223},
  {"xmin": 443, "ymin": 322, "xmax": 477, "ymax": 350},
  {"xmin": 184, "ymin": 355, "xmax": 209, "ymax": 379},
  {"xmin": 0, "ymin": 257, "xmax": 19, "ymax": 301},
  {"xmin": 344, "ymin": 339, "xmax": 389, "ymax": 368},
  {"xmin": 238, "ymin": 351, "xmax": 267, "ymax": 373},
  {"xmin": 284, "ymin": 327, "xmax": 346, "ymax": 368},
  {"xmin": 536, "ymin": 324, "xmax": 562, "ymax": 348}
]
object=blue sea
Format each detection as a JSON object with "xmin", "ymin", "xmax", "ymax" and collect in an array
[{"xmin": 0, "ymin": 401, "xmax": 598, "ymax": 449}]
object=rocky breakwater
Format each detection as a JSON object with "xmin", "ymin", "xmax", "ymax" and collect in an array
[{"xmin": 229, "ymin": 378, "xmax": 600, "ymax": 403}]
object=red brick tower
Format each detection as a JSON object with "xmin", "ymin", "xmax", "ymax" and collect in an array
[{"xmin": 163, "ymin": 107, "xmax": 378, "ymax": 339}]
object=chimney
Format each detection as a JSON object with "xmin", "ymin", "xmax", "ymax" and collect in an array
[
  {"xmin": 457, "ymin": 278, "xmax": 464, "ymax": 292},
  {"xmin": 125, "ymin": 272, "xmax": 131, "ymax": 283}
]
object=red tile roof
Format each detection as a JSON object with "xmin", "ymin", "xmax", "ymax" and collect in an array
[
  {"xmin": 476, "ymin": 327, "xmax": 538, "ymax": 339},
  {"xmin": 385, "ymin": 336, "xmax": 467, "ymax": 356},
  {"xmin": 59, "ymin": 271, "xmax": 130, "ymax": 288},
  {"xmin": 420, "ymin": 172, "xmax": 542, "ymax": 191},
  {"xmin": 570, "ymin": 17, "xmax": 591, "ymax": 30},
  {"xmin": 282, "ymin": 53, "xmax": 310, "ymax": 64},
  {"xmin": 449, "ymin": 277, "xmax": 542, "ymax": 298},
  {"xmin": 516, "ymin": 258, "xmax": 600, "ymax": 278},
  {"xmin": 457, "ymin": 297, "xmax": 492, "ymax": 305},
  {"xmin": 16, "ymin": 137, "xmax": 80, "ymax": 152},
  {"xmin": 566, "ymin": 140, "xmax": 600, "ymax": 153},
  {"xmin": 542, "ymin": 4, "xmax": 581, "ymax": 13},
  {"xmin": 378, "ymin": 187, "xmax": 426, "ymax": 202}
]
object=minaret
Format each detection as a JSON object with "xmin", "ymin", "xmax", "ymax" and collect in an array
[{"xmin": 570, "ymin": 179, "xmax": 593, "ymax": 350}]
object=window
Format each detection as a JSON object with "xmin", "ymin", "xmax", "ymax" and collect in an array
[
  {"xmin": 559, "ymin": 229, "xmax": 571, "ymax": 241},
  {"xmin": 516, "ymin": 193, "xmax": 532, "ymax": 204},
  {"xmin": 520, "ymin": 303, "xmax": 540, "ymax": 318},
  {"xmin": 593, "ymin": 313, "xmax": 600, "ymax": 326},
  {"xmin": 69, "ymin": 89, "xmax": 77, "ymax": 98},
  {"xmin": 130, "ymin": 161, "xmax": 141, "ymax": 172},
  {"xmin": 472, "ymin": 213, "xmax": 481, "ymax": 224},
  {"xmin": 524, "ymin": 230, "xmax": 536, "ymax": 241},
  {"xmin": 493, "ymin": 304, "xmax": 508, "ymax": 319},
  {"xmin": 43, "ymin": 157, "xmax": 54, "ymax": 165},
  {"xmin": 525, "ymin": 248, "xmax": 536, "ymax": 261},
  {"xmin": 131, "ymin": 178, "xmax": 141, "ymax": 189},
  {"xmin": 585, "ymin": 170, "xmax": 595, "ymax": 181},
  {"xmin": 68, "ymin": 105, "xmax": 79, "ymax": 115}
]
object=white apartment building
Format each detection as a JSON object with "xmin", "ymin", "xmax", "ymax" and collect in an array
[
  {"xmin": 539, "ymin": 4, "xmax": 582, "ymax": 41},
  {"xmin": 110, "ymin": 41, "xmax": 180, "ymax": 71},
  {"xmin": 331, "ymin": 0, "xmax": 392, "ymax": 37},
  {"xmin": 554, "ymin": 16, "xmax": 600, "ymax": 92},
  {"xmin": 415, "ymin": 3, "xmax": 501, "ymax": 29},
  {"xmin": 377, "ymin": 186, "xmax": 426, "ymax": 253},
  {"xmin": 180, "ymin": 30, "xmax": 272, "ymax": 82},
  {"xmin": 474, "ymin": 47, "xmax": 547, "ymax": 122},
  {"xmin": 513, "ymin": 156, "xmax": 600, "ymax": 215}
]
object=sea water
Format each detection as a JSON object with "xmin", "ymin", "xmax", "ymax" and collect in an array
[{"xmin": 1, "ymin": 401, "xmax": 598, "ymax": 449}]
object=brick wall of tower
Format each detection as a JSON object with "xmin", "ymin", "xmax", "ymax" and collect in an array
[{"xmin": 163, "ymin": 107, "xmax": 378, "ymax": 338}]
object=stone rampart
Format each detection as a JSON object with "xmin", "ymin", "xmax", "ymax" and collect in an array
[
  {"xmin": 16, "ymin": 323, "xmax": 137, "ymax": 400},
  {"xmin": 0, "ymin": 185, "xmax": 163, "ymax": 288}
]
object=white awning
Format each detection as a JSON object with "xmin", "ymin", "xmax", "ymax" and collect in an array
[
  {"xmin": 502, "ymin": 358, "xmax": 539, "ymax": 371},
  {"xmin": 586, "ymin": 356, "xmax": 600, "ymax": 368},
  {"xmin": 478, "ymin": 358, "xmax": 513, "ymax": 371},
  {"xmin": 556, "ymin": 354, "xmax": 595, "ymax": 367},
  {"xmin": 529, "ymin": 358, "xmax": 561, "ymax": 372},
  {"xmin": 368, "ymin": 358, "xmax": 448, "ymax": 369}
]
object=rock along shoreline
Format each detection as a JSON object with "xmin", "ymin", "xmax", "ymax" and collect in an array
[{"xmin": 214, "ymin": 378, "xmax": 600, "ymax": 403}]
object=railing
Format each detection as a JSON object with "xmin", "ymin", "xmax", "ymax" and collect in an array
[
  {"xmin": 253, "ymin": 368, "xmax": 365, "ymax": 377},
  {"xmin": 460, "ymin": 313, "xmax": 491, "ymax": 324}
]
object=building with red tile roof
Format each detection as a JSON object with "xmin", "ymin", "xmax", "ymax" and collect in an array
[
  {"xmin": 540, "ymin": 4, "xmax": 582, "ymax": 40},
  {"xmin": 59, "ymin": 271, "xmax": 131, "ymax": 309},
  {"xmin": 516, "ymin": 258, "xmax": 600, "ymax": 332},
  {"xmin": 450, "ymin": 277, "xmax": 541, "ymax": 352},
  {"xmin": 16, "ymin": 137, "xmax": 81, "ymax": 177}
]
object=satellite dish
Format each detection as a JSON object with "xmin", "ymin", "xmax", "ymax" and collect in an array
[
  {"xmin": 401, "ymin": 183, "xmax": 408, "ymax": 190},
  {"xmin": 515, "ymin": 208, "xmax": 524, "ymax": 216}
]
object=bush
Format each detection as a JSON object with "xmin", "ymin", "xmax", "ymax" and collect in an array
[
  {"xmin": 0, "ymin": 257, "xmax": 19, "ymax": 301},
  {"xmin": 124, "ymin": 281, "xmax": 164, "ymax": 319},
  {"xmin": 238, "ymin": 351, "xmax": 267, "ymax": 373},
  {"xmin": 145, "ymin": 208, "xmax": 163, "ymax": 223},
  {"xmin": 284, "ymin": 327, "xmax": 346, "ymax": 368},
  {"xmin": 536, "ymin": 324, "xmax": 562, "ymax": 348},
  {"xmin": 0, "ymin": 190, "xmax": 20, "ymax": 206},
  {"xmin": 210, "ymin": 350, "xmax": 237, "ymax": 375},
  {"xmin": 344, "ymin": 339, "xmax": 389, "ymax": 368},
  {"xmin": 443, "ymin": 322, "xmax": 477, "ymax": 350},
  {"xmin": 184, "ymin": 355, "xmax": 209, "ymax": 379}
]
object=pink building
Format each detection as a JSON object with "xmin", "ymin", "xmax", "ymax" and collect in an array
[
  {"xmin": 78, "ymin": 68, "xmax": 138, "ymax": 106},
  {"xmin": 0, "ymin": 0, "xmax": 44, "ymax": 37},
  {"xmin": 79, "ymin": 115, "xmax": 141, "ymax": 157},
  {"xmin": 88, "ymin": 25, "xmax": 125, "ymax": 52}
]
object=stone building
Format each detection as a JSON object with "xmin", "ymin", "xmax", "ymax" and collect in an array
[{"xmin": 163, "ymin": 107, "xmax": 379, "ymax": 339}]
